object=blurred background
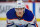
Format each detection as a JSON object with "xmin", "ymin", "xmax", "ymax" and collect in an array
[
  {"xmin": 0, "ymin": 0, "xmax": 40, "ymax": 2},
  {"xmin": 0, "ymin": 0, "xmax": 40, "ymax": 27}
]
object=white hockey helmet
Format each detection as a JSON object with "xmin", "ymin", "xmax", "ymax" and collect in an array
[{"xmin": 15, "ymin": 0, "xmax": 25, "ymax": 8}]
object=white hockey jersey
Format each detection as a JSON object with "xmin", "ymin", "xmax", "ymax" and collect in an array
[{"xmin": 6, "ymin": 8, "xmax": 38, "ymax": 27}]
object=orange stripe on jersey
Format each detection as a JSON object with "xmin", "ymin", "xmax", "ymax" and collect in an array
[
  {"xmin": 8, "ymin": 18, "xmax": 17, "ymax": 20},
  {"xmin": 19, "ymin": 24, "xmax": 22, "ymax": 25},
  {"xmin": 7, "ymin": 23, "xmax": 11, "ymax": 24},
  {"xmin": 36, "ymin": 23, "xmax": 38, "ymax": 27},
  {"xmin": 21, "ymin": 19, "xmax": 24, "ymax": 20}
]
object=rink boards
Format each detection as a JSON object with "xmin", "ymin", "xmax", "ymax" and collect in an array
[{"xmin": 0, "ymin": 18, "xmax": 40, "ymax": 22}]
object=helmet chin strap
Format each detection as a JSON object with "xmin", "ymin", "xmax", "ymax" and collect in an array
[{"xmin": 23, "ymin": 9, "xmax": 25, "ymax": 13}]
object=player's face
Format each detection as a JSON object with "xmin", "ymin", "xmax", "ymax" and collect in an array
[{"xmin": 15, "ymin": 8, "xmax": 25, "ymax": 16}]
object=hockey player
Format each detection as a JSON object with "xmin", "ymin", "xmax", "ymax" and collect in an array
[{"xmin": 6, "ymin": 0, "xmax": 38, "ymax": 27}]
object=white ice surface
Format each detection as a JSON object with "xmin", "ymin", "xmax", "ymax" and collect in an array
[{"xmin": 0, "ymin": 21, "xmax": 7, "ymax": 27}]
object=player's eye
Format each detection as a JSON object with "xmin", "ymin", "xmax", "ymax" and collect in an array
[
  {"xmin": 18, "ymin": 9, "xmax": 19, "ymax": 10},
  {"xmin": 16, "ymin": 9, "xmax": 19, "ymax": 10},
  {"xmin": 20, "ymin": 8, "xmax": 22, "ymax": 10}
]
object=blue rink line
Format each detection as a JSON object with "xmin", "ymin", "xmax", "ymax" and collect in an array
[{"xmin": 33, "ymin": 2, "xmax": 35, "ymax": 16}]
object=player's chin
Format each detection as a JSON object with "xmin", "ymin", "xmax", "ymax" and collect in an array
[{"xmin": 18, "ymin": 15, "xmax": 21, "ymax": 16}]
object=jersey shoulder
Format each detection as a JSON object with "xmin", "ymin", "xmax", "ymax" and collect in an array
[
  {"xmin": 25, "ymin": 9, "xmax": 33, "ymax": 15},
  {"xmin": 6, "ymin": 8, "xmax": 16, "ymax": 19},
  {"xmin": 24, "ymin": 9, "xmax": 34, "ymax": 21}
]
